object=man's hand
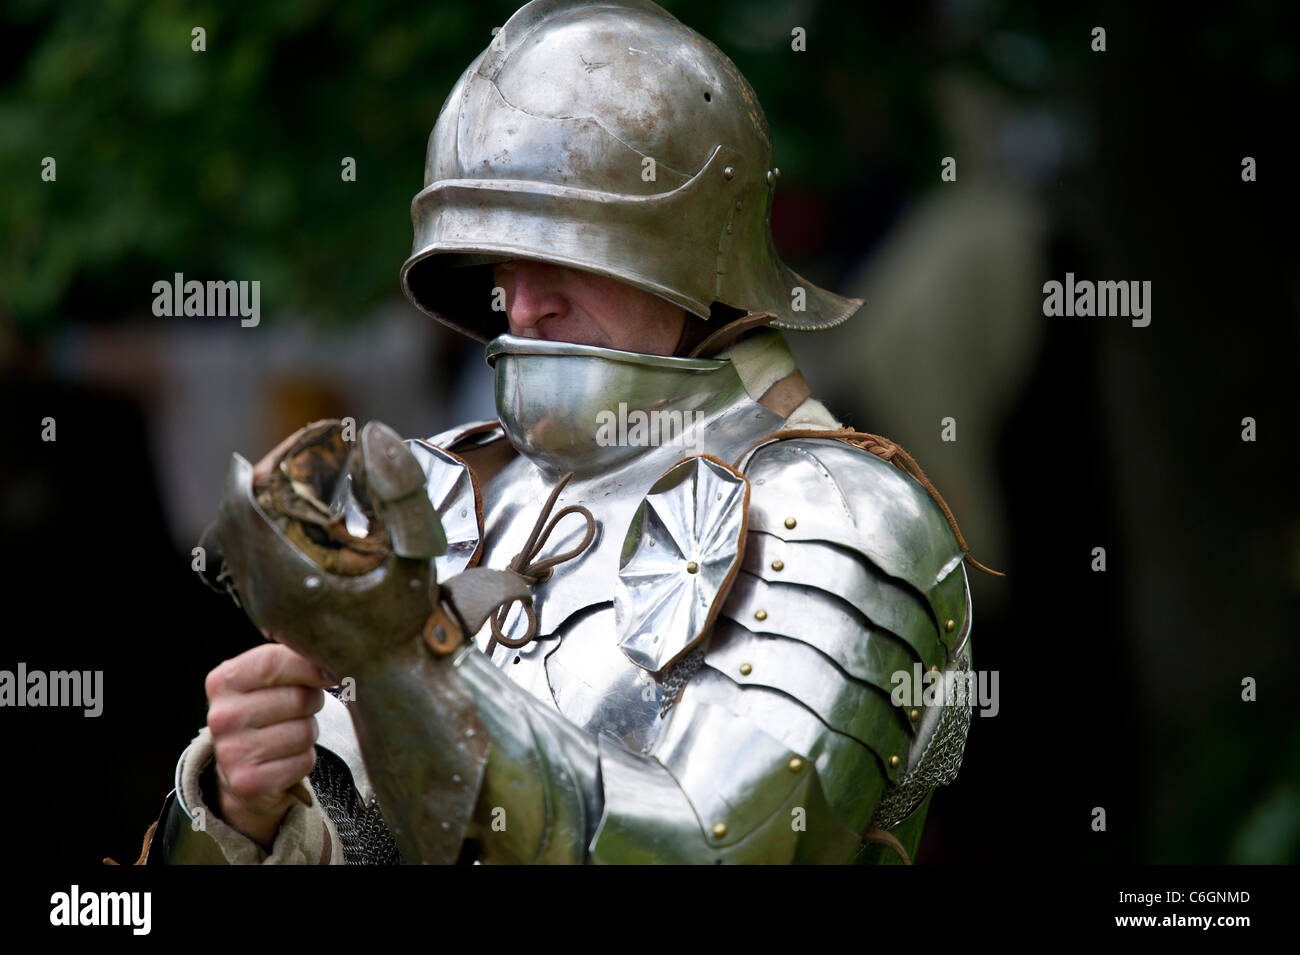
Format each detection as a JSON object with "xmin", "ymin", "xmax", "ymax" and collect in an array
[{"xmin": 204, "ymin": 643, "xmax": 336, "ymax": 849}]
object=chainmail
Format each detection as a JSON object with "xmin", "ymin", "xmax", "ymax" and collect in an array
[
  {"xmin": 657, "ymin": 642, "xmax": 707, "ymax": 718},
  {"xmin": 310, "ymin": 747, "xmax": 403, "ymax": 865},
  {"xmin": 869, "ymin": 648, "xmax": 973, "ymax": 831}
]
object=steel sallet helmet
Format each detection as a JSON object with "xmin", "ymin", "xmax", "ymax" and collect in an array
[{"xmin": 400, "ymin": 0, "xmax": 863, "ymax": 342}]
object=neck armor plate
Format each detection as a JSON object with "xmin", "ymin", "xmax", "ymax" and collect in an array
[
  {"xmin": 486, "ymin": 334, "xmax": 759, "ymax": 481},
  {"xmin": 475, "ymin": 335, "xmax": 783, "ymax": 669}
]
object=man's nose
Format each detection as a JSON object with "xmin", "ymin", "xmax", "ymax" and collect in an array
[{"xmin": 505, "ymin": 260, "xmax": 569, "ymax": 331}]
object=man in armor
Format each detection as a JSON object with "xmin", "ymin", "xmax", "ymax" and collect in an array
[{"xmin": 143, "ymin": 0, "xmax": 983, "ymax": 865}]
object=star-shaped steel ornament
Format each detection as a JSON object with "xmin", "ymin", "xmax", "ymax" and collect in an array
[{"xmin": 616, "ymin": 454, "xmax": 750, "ymax": 673}]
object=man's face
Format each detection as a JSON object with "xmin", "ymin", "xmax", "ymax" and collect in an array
[{"xmin": 493, "ymin": 258, "xmax": 686, "ymax": 356}]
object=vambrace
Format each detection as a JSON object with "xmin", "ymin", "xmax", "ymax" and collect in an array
[{"xmin": 453, "ymin": 646, "xmax": 600, "ymax": 863}]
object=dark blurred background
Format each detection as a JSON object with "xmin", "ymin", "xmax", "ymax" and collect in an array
[{"xmin": 2, "ymin": 0, "xmax": 1297, "ymax": 866}]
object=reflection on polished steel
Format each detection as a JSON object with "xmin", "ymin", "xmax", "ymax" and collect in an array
[
  {"xmin": 587, "ymin": 734, "xmax": 713, "ymax": 863},
  {"xmin": 871, "ymin": 640, "xmax": 974, "ymax": 832},
  {"xmin": 742, "ymin": 437, "xmax": 965, "ymax": 621},
  {"xmin": 453, "ymin": 645, "xmax": 600, "ymax": 864},
  {"xmin": 407, "ymin": 439, "xmax": 482, "ymax": 579},
  {"xmin": 327, "ymin": 469, "xmax": 371, "ymax": 539},
  {"xmin": 322, "ymin": 438, "xmax": 483, "ymax": 582},
  {"xmin": 647, "ymin": 691, "xmax": 863, "ymax": 861},
  {"xmin": 741, "ymin": 531, "xmax": 945, "ymax": 672},
  {"xmin": 399, "ymin": 1, "xmax": 862, "ymax": 343},
  {"xmin": 487, "ymin": 334, "xmax": 737, "ymax": 481},
  {"xmin": 545, "ymin": 605, "xmax": 665, "ymax": 754},
  {"xmin": 706, "ymin": 618, "xmax": 914, "ymax": 751},
  {"xmin": 438, "ymin": 326, "xmax": 978, "ymax": 860},
  {"xmin": 721, "ymin": 570, "xmax": 918, "ymax": 694},
  {"xmin": 684, "ymin": 666, "xmax": 887, "ymax": 833},
  {"xmin": 652, "ymin": 692, "xmax": 812, "ymax": 847},
  {"xmin": 948, "ymin": 564, "xmax": 974, "ymax": 658},
  {"xmin": 616, "ymin": 455, "xmax": 748, "ymax": 673},
  {"xmin": 475, "ymin": 334, "xmax": 782, "ymax": 643},
  {"xmin": 315, "ymin": 691, "xmax": 376, "ymax": 806},
  {"xmin": 931, "ymin": 560, "xmax": 971, "ymax": 656}
]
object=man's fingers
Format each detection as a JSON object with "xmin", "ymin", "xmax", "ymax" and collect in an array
[
  {"xmin": 212, "ymin": 717, "xmax": 320, "ymax": 768},
  {"xmin": 219, "ymin": 749, "xmax": 317, "ymax": 809},
  {"xmin": 206, "ymin": 643, "xmax": 335, "ymax": 699},
  {"xmin": 202, "ymin": 631, "xmax": 334, "ymax": 836},
  {"xmin": 208, "ymin": 684, "xmax": 324, "ymax": 735}
]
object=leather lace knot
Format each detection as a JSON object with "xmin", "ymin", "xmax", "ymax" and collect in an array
[{"xmin": 487, "ymin": 471, "xmax": 596, "ymax": 653}]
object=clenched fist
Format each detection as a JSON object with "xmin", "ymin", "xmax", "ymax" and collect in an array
[{"xmin": 204, "ymin": 642, "xmax": 336, "ymax": 848}]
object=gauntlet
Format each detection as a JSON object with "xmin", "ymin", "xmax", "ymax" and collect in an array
[{"xmin": 212, "ymin": 419, "xmax": 530, "ymax": 863}]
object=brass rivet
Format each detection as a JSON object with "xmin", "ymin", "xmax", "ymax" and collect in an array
[
  {"xmin": 723, "ymin": 165, "xmax": 735, "ymax": 180},
  {"xmin": 929, "ymin": 664, "xmax": 939, "ymax": 673},
  {"xmin": 686, "ymin": 561, "xmax": 699, "ymax": 574},
  {"xmin": 739, "ymin": 663, "xmax": 752, "ymax": 676},
  {"xmin": 784, "ymin": 517, "xmax": 797, "ymax": 529},
  {"xmin": 889, "ymin": 755, "xmax": 901, "ymax": 769},
  {"xmin": 770, "ymin": 559, "xmax": 784, "ymax": 571},
  {"xmin": 945, "ymin": 618, "xmax": 956, "ymax": 633},
  {"xmin": 788, "ymin": 757, "xmax": 804, "ymax": 773},
  {"xmin": 754, "ymin": 610, "xmax": 768, "ymax": 622},
  {"xmin": 712, "ymin": 822, "xmax": 727, "ymax": 838},
  {"xmin": 909, "ymin": 708, "xmax": 920, "ymax": 722}
]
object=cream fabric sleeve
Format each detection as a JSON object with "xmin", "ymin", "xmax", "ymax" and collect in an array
[{"xmin": 176, "ymin": 727, "xmax": 343, "ymax": 865}]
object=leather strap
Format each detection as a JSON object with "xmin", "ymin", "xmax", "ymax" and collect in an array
[
  {"xmin": 687, "ymin": 310, "xmax": 778, "ymax": 359},
  {"xmin": 756, "ymin": 370, "xmax": 812, "ymax": 419},
  {"xmin": 317, "ymin": 821, "xmax": 334, "ymax": 866},
  {"xmin": 731, "ymin": 427, "xmax": 1005, "ymax": 578},
  {"xmin": 860, "ymin": 824, "xmax": 913, "ymax": 864},
  {"xmin": 103, "ymin": 820, "xmax": 158, "ymax": 866}
]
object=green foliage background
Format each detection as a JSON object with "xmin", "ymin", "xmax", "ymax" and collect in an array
[{"xmin": 0, "ymin": 0, "xmax": 995, "ymax": 330}]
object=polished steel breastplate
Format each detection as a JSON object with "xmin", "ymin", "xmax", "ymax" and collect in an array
[{"xmin": 465, "ymin": 335, "xmax": 783, "ymax": 752}]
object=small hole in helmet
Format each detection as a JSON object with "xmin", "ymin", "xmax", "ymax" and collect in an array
[{"xmin": 703, "ymin": 91, "xmax": 711, "ymax": 102}]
